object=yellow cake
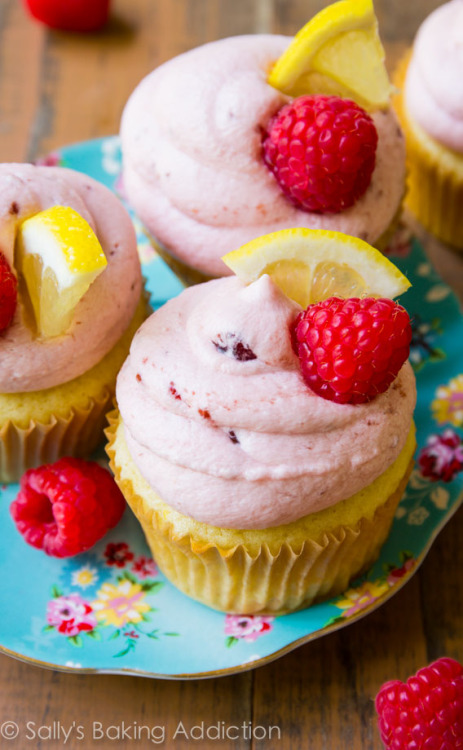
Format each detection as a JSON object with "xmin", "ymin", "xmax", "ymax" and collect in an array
[{"xmin": 108, "ymin": 414, "xmax": 415, "ymax": 614}]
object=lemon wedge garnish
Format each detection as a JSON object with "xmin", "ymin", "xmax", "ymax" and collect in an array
[
  {"xmin": 16, "ymin": 205, "xmax": 107, "ymax": 338},
  {"xmin": 222, "ymin": 228, "xmax": 410, "ymax": 308},
  {"xmin": 268, "ymin": 0, "xmax": 391, "ymax": 111}
]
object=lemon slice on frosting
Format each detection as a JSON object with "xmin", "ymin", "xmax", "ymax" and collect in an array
[
  {"xmin": 16, "ymin": 205, "xmax": 107, "ymax": 338},
  {"xmin": 222, "ymin": 228, "xmax": 410, "ymax": 309},
  {"xmin": 268, "ymin": 0, "xmax": 391, "ymax": 111}
]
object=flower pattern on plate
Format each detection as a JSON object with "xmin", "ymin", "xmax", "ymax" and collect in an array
[
  {"xmin": 42, "ymin": 541, "xmax": 178, "ymax": 656},
  {"xmin": 224, "ymin": 615, "xmax": 274, "ymax": 647},
  {"xmin": 92, "ymin": 579, "xmax": 151, "ymax": 628},
  {"xmin": 409, "ymin": 314, "xmax": 445, "ymax": 372},
  {"xmin": 432, "ymin": 375, "xmax": 463, "ymax": 428},
  {"xmin": 71, "ymin": 564, "xmax": 99, "ymax": 590},
  {"xmin": 46, "ymin": 593, "xmax": 97, "ymax": 639},
  {"xmin": 104, "ymin": 542, "xmax": 134, "ymax": 568},
  {"xmin": 418, "ymin": 429, "xmax": 463, "ymax": 482}
]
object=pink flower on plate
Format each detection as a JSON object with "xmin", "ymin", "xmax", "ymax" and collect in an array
[
  {"xmin": 418, "ymin": 429, "xmax": 463, "ymax": 482},
  {"xmin": 46, "ymin": 594, "xmax": 97, "ymax": 637},
  {"xmin": 386, "ymin": 558, "xmax": 415, "ymax": 587},
  {"xmin": 224, "ymin": 614, "xmax": 274, "ymax": 643},
  {"xmin": 132, "ymin": 556, "xmax": 158, "ymax": 579}
]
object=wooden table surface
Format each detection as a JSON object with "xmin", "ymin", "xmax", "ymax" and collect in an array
[{"xmin": 0, "ymin": 1, "xmax": 462, "ymax": 748}]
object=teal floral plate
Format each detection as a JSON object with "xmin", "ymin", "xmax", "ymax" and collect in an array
[{"xmin": 1, "ymin": 138, "xmax": 462, "ymax": 679}]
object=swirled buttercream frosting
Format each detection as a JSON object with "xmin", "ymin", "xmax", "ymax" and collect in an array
[
  {"xmin": 0, "ymin": 163, "xmax": 142, "ymax": 393},
  {"xmin": 117, "ymin": 276, "xmax": 416, "ymax": 529},
  {"xmin": 404, "ymin": 0, "xmax": 463, "ymax": 153},
  {"xmin": 120, "ymin": 35, "xmax": 406, "ymax": 277}
]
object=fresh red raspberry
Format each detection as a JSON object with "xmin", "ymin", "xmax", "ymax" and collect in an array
[
  {"xmin": 263, "ymin": 95, "xmax": 378, "ymax": 213},
  {"xmin": 375, "ymin": 657, "xmax": 463, "ymax": 749},
  {"xmin": 23, "ymin": 0, "xmax": 110, "ymax": 32},
  {"xmin": 10, "ymin": 458, "xmax": 126, "ymax": 557},
  {"xmin": 0, "ymin": 251, "xmax": 17, "ymax": 333},
  {"xmin": 293, "ymin": 296, "xmax": 411, "ymax": 404}
]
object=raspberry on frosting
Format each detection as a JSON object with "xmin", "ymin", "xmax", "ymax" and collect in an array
[
  {"xmin": 263, "ymin": 95, "xmax": 378, "ymax": 214},
  {"xmin": 10, "ymin": 458, "xmax": 126, "ymax": 557},
  {"xmin": 375, "ymin": 657, "xmax": 463, "ymax": 749},
  {"xmin": 0, "ymin": 251, "xmax": 17, "ymax": 333},
  {"xmin": 294, "ymin": 296, "xmax": 412, "ymax": 404}
]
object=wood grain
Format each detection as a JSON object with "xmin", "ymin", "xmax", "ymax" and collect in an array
[
  {"xmin": 0, "ymin": 0, "xmax": 44, "ymax": 162},
  {"xmin": 0, "ymin": 1, "xmax": 461, "ymax": 749}
]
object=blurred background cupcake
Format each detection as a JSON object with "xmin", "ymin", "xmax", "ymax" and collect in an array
[
  {"xmin": 120, "ymin": 0, "xmax": 406, "ymax": 284},
  {"xmin": 394, "ymin": 0, "xmax": 463, "ymax": 250},
  {"xmin": 0, "ymin": 163, "xmax": 144, "ymax": 482}
]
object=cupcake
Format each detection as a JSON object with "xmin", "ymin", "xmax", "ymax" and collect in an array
[
  {"xmin": 0, "ymin": 163, "xmax": 144, "ymax": 482},
  {"xmin": 107, "ymin": 230, "xmax": 416, "ymax": 615},
  {"xmin": 395, "ymin": 0, "xmax": 463, "ymax": 249},
  {"xmin": 120, "ymin": 5, "xmax": 405, "ymax": 284}
]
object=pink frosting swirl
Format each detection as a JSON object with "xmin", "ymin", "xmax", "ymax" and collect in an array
[
  {"xmin": 121, "ymin": 35, "xmax": 406, "ymax": 277},
  {"xmin": 117, "ymin": 276, "xmax": 416, "ymax": 529},
  {"xmin": 0, "ymin": 164, "xmax": 142, "ymax": 393},
  {"xmin": 404, "ymin": 0, "xmax": 463, "ymax": 153}
]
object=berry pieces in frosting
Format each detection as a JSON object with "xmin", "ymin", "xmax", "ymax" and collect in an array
[
  {"xmin": 263, "ymin": 95, "xmax": 378, "ymax": 214},
  {"xmin": 294, "ymin": 296, "xmax": 412, "ymax": 404},
  {"xmin": 212, "ymin": 333, "xmax": 257, "ymax": 361}
]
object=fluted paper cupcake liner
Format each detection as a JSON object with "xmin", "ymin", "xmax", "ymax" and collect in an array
[
  {"xmin": 106, "ymin": 411, "xmax": 413, "ymax": 615},
  {"xmin": 394, "ymin": 54, "xmax": 463, "ymax": 250},
  {"xmin": 0, "ymin": 388, "xmax": 113, "ymax": 483}
]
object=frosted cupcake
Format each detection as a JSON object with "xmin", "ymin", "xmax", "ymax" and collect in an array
[
  {"xmin": 120, "ymin": 1, "xmax": 405, "ymax": 283},
  {"xmin": 107, "ymin": 229, "xmax": 416, "ymax": 614},
  {"xmin": 395, "ymin": 0, "xmax": 463, "ymax": 248},
  {"xmin": 0, "ymin": 163, "xmax": 144, "ymax": 482}
]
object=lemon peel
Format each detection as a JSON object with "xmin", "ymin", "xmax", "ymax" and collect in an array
[
  {"xmin": 222, "ymin": 228, "xmax": 410, "ymax": 308},
  {"xmin": 268, "ymin": 0, "xmax": 391, "ymax": 111}
]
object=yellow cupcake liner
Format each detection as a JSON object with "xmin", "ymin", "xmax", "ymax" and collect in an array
[
  {"xmin": 394, "ymin": 54, "xmax": 463, "ymax": 250},
  {"xmin": 0, "ymin": 389, "xmax": 113, "ymax": 483},
  {"xmin": 106, "ymin": 411, "xmax": 414, "ymax": 615},
  {"xmin": 0, "ymin": 292, "xmax": 150, "ymax": 483}
]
